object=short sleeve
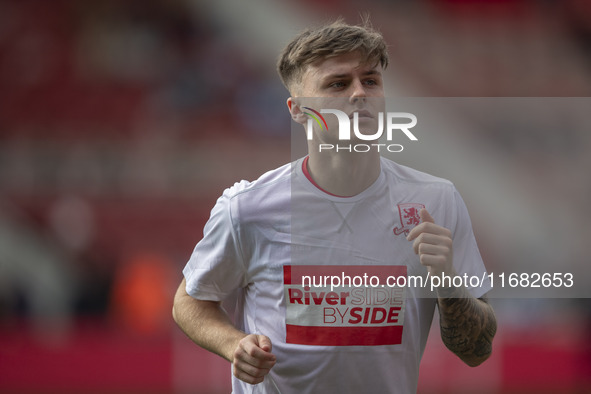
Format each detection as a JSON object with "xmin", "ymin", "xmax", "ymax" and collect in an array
[
  {"xmin": 182, "ymin": 189, "xmax": 247, "ymax": 301},
  {"xmin": 450, "ymin": 188, "xmax": 492, "ymax": 299}
]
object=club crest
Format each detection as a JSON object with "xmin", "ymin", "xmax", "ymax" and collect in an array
[{"xmin": 393, "ymin": 203, "xmax": 425, "ymax": 236}]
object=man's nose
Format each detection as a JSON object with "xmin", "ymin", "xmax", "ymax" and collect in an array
[{"xmin": 349, "ymin": 79, "xmax": 367, "ymax": 102}]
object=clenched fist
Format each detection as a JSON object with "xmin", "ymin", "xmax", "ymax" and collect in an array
[
  {"xmin": 406, "ymin": 208, "xmax": 455, "ymax": 278},
  {"xmin": 232, "ymin": 334, "xmax": 276, "ymax": 385}
]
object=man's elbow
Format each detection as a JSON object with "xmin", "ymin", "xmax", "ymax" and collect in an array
[
  {"xmin": 464, "ymin": 301, "xmax": 497, "ymax": 367},
  {"xmin": 459, "ymin": 339, "xmax": 493, "ymax": 367},
  {"xmin": 463, "ymin": 350, "xmax": 492, "ymax": 367}
]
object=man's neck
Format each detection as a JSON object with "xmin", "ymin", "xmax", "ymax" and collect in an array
[{"xmin": 305, "ymin": 150, "xmax": 381, "ymax": 197}]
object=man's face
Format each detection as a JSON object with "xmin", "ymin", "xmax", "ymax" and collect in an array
[{"xmin": 289, "ymin": 51, "xmax": 386, "ymax": 143}]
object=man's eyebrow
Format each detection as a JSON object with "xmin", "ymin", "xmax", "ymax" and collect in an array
[
  {"xmin": 362, "ymin": 69, "xmax": 382, "ymax": 76},
  {"xmin": 321, "ymin": 69, "xmax": 382, "ymax": 80}
]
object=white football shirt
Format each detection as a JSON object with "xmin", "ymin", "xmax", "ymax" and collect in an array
[{"xmin": 183, "ymin": 156, "xmax": 491, "ymax": 394}]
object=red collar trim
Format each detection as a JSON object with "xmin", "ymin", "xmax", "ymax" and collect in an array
[{"xmin": 302, "ymin": 156, "xmax": 349, "ymax": 198}]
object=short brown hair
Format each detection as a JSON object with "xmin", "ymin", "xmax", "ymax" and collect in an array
[{"xmin": 277, "ymin": 17, "xmax": 389, "ymax": 93}]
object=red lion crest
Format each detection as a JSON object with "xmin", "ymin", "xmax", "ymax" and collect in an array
[{"xmin": 393, "ymin": 203, "xmax": 425, "ymax": 236}]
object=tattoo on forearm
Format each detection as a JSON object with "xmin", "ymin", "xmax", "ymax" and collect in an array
[{"xmin": 437, "ymin": 289, "xmax": 497, "ymax": 366}]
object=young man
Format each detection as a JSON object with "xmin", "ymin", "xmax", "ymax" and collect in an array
[{"xmin": 173, "ymin": 19, "xmax": 496, "ymax": 393}]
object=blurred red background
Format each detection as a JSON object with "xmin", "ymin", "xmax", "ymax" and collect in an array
[{"xmin": 0, "ymin": 0, "xmax": 590, "ymax": 392}]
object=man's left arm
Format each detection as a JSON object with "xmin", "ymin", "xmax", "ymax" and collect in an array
[
  {"xmin": 407, "ymin": 208, "xmax": 497, "ymax": 366},
  {"xmin": 436, "ymin": 288, "xmax": 497, "ymax": 366}
]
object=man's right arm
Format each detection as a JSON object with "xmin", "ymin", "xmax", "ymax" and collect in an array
[{"xmin": 172, "ymin": 278, "xmax": 276, "ymax": 384}]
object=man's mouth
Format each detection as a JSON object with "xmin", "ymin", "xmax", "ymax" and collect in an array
[{"xmin": 349, "ymin": 110, "xmax": 373, "ymax": 119}]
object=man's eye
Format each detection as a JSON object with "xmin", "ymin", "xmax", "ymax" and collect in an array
[
  {"xmin": 329, "ymin": 81, "xmax": 346, "ymax": 88},
  {"xmin": 364, "ymin": 79, "xmax": 378, "ymax": 86}
]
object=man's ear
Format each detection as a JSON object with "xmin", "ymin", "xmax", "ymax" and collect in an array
[{"xmin": 287, "ymin": 97, "xmax": 308, "ymax": 125}]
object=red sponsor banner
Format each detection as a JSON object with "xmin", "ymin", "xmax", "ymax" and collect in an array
[
  {"xmin": 283, "ymin": 264, "xmax": 407, "ymax": 346},
  {"xmin": 284, "ymin": 265, "xmax": 292, "ymax": 285},
  {"xmin": 286, "ymin": 324, "xmax": 404, "ymax": 346}
]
